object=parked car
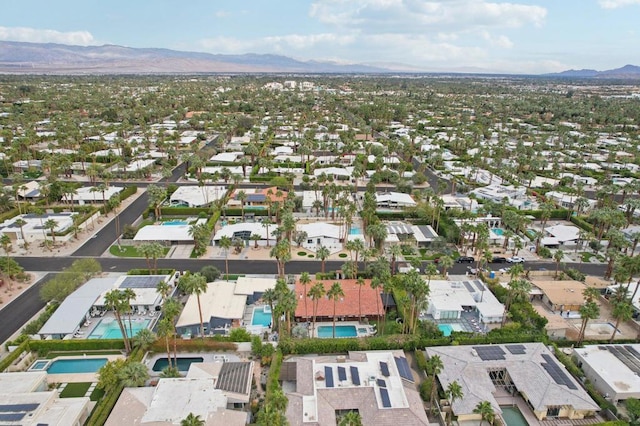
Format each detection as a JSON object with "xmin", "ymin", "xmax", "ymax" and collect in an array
[
  {"xmin": 456, "ymin": 256, "xmax": 475, "ymax": 263},
  {"xmin": 491, "ymin": 257, "xmax": 507, "ymax": 263},
  {"xmin": 507, "ymin": 256, "xmax": 525, "ymax": 263}
]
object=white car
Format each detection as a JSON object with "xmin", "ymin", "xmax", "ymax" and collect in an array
[{"xmin": 506, "ymin": 257, "xmax": 525, "ymax": 263}]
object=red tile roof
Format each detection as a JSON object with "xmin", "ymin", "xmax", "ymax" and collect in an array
[{"xmin": 294, "ymin": 279, "xmax": 384, "ymax": 318}]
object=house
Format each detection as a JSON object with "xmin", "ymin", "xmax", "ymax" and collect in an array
[
  {"xmin": 297, "ymin": 222, "xmax": 343, "ymax": 254},
  {"xmin": 426, "ymin": 343, "xmax": 599, "ymax": 422},
  {"xmin": 471, "ymin": 185, "xmax": 536, "ymax": 210},
  {"xmin": 169, "ymin": 185, "xmax": 226, "ymax": 208},
  {"xmin": 63, "ymin": 186, "xmax": 124, "ymax": 204},
  {"xmin": 209, "ymin": 152, "xmax": 244, "ymax": 163},
  {"xmin": 545, "ymin": 191, "xmax": 596, "ymax": 211},
  {"xmin": 293, "ymin": 279, "xmax": 384, "ymax": 322},
  {"xmin": 231, "ymin": 186, "xmax": 288, "ymax": 208},
  {"xmin": 384, "ymin": 222, "xmax": 438, "ymax": 247},
  {"xmin": 282, "ymin": 350, "xmax": 428, "ymax": 426},
  {"xmin": 531, "ymin": 279, "xmax": 586, "ymax": 312},
  {"xmin": 543, "ymin": 224, "xmax": 581, "ymax": 245},
  {"xmin": 106, "ymin": 377, "xmax": 248, "ymax": 426},
  {"xmin": 425, "ymin": 279, "xmax": 504, "ymax": 324},
  {"xmin": 313, "ymin": 167, "xmax": 353, "ymax": 180},
  {"xmin": 375, "ymin": 192, "xmax": 416, "ymax": 209},
  {"xmin": 573, "ymin": 344, "xmax": 640, "ymax": 402},
  {"xmin": 441, "ymin": 194, "xmax": 478, "ymax": 212},
  {"xmin": 134, "ymin": 220, "xmax": 208, "ymax": 244},
  {"xmin": 0, "ymin": 212, "xmax": 77, "ymax": 245},
  {"xmin": 0, "ymin": 371, "xmax": 91, "ymax": 426},
  {"xmin": 212, "ymin": 222, "xmax": 270, "ymax": 246},
  {"xmin": 16, "ymin": 180, "xmax": 42, "ymax": 200}
]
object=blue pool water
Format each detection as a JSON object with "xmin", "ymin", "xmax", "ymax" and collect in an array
[
  {"xmin": 349, "ymin": 226, "xmax": 362, "ymax": 235},
  {"xmin": 29, "ymin": 360, "xmax": 50, "ymax": 371},
  {"xmin": 492, "ymin": 228, "xmax": 505, "ymax": 236},
  {"xmin": 152, "ymin": 357, "xmax": 204, "ymax": 372},
  {"xmin": 501, "ymin": 406, "xmax": 529, "ymax": 426},
  {"xmin": 252, "ymin": 306, "xmax": 272, "ymax": 327},
  {"xmin": 47, "ymin": 358, "xmax": 108, "ymax": 374},
  {"xmin": 439, "ymin": 324, "xmax": 454, "ymax": 337},
  {"xmin": 163, "ymin": 220, "xmax": 188, "ymax": 226},
  {"xmin": 317, "ymin": 325, "xmax": 357, "ymax": 338},
  {"xmin": 89, "ymin": 318, "xmax": 151, "ymax": 339}
]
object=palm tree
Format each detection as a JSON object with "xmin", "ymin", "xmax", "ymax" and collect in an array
[
  {"xmin": 308, "ymin": 282, "xmax": 325, "ymax": 338},
  {"xmin": 179, "ymin": 273, "xmax": 208, "ymax": 338},
  {"xmin": 122, "ymin": 288, "xmax": 137, "ymax": 340},
  {"xmin": 262, "ymin": 288, "xmax": 278, "ymax": 332},
  {"xmin": 553, "ymin": 249, "xmax": 565, "ymax": 279},
  {"xmin": 104, "ymin": 290, "xmax": 132, "ymax": 354},
  {"xmin": 162, "ymin": 297, "xmax": 182, "ymax": 365},
  {"xmin": 181, "ymin": 413, "xmax": 205, "ymax": 426},
  {"xmin": 439, "ymin": 255, "xmax": 454, "ymax": 277},
  {"xmin": 426, "ymin": 355, "xmax": 443, "ymax": 410},
  {"xmin": 317, "ymin": 245, "xmax": 330, "ymax": 274},
  {"xmin": 219, "ymin": 236, "xmax": 232, "ymax": 280},
  {"xmin": 356, "ymin": 277, "xmax": 366, "ymax": 320},
  {"xmin": 0, "ymin": 234, "xmax": 11, "ymax": 257},
  {"xmin": 577, "ymin": 287, "xmax": 601, "ymax": 347},
  {"xmin": 299, "ymin": 272, "xmax": 311, "ymax": 320},
  {"xmin": 14, "ymin": 218, "xmax": 28, "ymax": 250},
  {"xmin": 473, "ymin": 401, "xmax": 495, "ymax": 426},
  {"xmin": 237, "ymin": 190, "xmax": 247, "ymax": 219},
  {"xmin": 118, "ymin": 362, "xmax": 149, "ymax": 387},
  {"xmin": 133, "ymin": 328, "xmax": 156, "ymax": 351},
  {"xmin": 502, "ymin": 278, "xmax": 532, "ymax": 327},
  {"xmin": 327, "ymin": 282, "xmax": 345, "ymax": 338},
  {"xmin": 156, "ymin": 318, "xmax": 174, "ymax": 369},
  {"xmin": 610, "ymin": 292, "xmax": 633, "ymax": 343},
  {"xmin": 445, "ymin": 380, "xmax": 464, "ymax": 426},
  {"xmin": 338, "ymin": 411, "xmax": 363, "ymax": 426},
  {"xmin": 250, "ymin": 233, "xmax": 261, "ymax": 249},
  {"xmin": 156, "ymin": 280, "xmax": 172, "ymax": 302},
  {"xmin": 388, "ymin": 244, "xmax": 402, "ymax": 275},
  {"xmin": 43, "ymin": 218, "xmax": 59, "ymax": 245},
  {"xmin": 270, "ymin": 239, "xmax": 291, "ymax": 278}
]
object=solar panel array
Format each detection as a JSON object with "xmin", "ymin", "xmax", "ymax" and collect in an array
[
  {"xmin": 325, "ymin": 366, "xmax": 334, "ymax": 388},
  {"xmin": 505, "ymin": 344, "xmax": 527, "ymax": 355},
  {"xmin": 216, "ymin": 362, "xmax": 252, "ymax": 395},
  {"xmin": 338, "ymin": 366, "xmax": 347, "ymax": 381},
  {"xmin": 380, "ymin": 361, "xmax": 390, "ymax": 377},
  {"xmin": 377, "ymin": 378, "xmax": 386, "ymax": 387},
  {"xmin": 0, "ymin": 404, "xmax": 39, "ymax": 412},
  {"xmin": 394, "ymin": 356, "xmax": 414, "ymax": 382},
  {"xmin": 379, "ymin": 387, "xmax": 392, "ymax": 408},
  {"xmin": 599, "ymin": 346, "xmax": 640, "ymax": 374},
  {"xmin": 473, "ymin": 346, "xmax": 506, "ymax": 361},
  {"xmin": 350, "ymin": 366, "xmax": 361, "ymax": 386},
  {"xmin": 120, "ymin": 276, "xmax": 165, "ymax": 289},
  {"xmin": 0, "ymin": 413, "xmax": 26, "ymax": 422},
  {"xmin": 541, "ymin": 354, "xmax": 578, "ymax": 390}
]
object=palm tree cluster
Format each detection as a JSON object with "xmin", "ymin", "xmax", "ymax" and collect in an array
[{"xmin": 262, "ymin": 278, "xmax": 297, "ymax": 337}]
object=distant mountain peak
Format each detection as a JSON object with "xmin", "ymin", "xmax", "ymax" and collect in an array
[{"xmin": 545, "ymin": 64, "xmax": 640, "ymax": 79}]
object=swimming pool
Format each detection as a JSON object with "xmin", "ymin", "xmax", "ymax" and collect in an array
[
  {"xmin": 349, "ymin": 226, "xmax": 362, "ymax": 235},
  {"xmin": 586, "ymin": 322, "xmax": 620, "ymax": 336},
  {"xmin": 152, "ymin": 357, "xmax": 204, "ymax": 372},
  {"xmin": 501, "ymin": 406, "xmax": 529, "ymax": 426},
  {"xmin": 47, "ymin": 358, "xmax": 108, "ymax": 374},
  {"xmin": 29, "ymin": 360, "xmax": 50, "ymax": 371},
  {"xmin": 438, "ymin": 323, "xmax": 465, "ymax": 337},
  {"xmin": 89, "ymin": 318, "xmax": 151, "ymax": 339},
  {"xmin": 162, "ymin": 220, "xmax": 188, "ymax": 226},
  {"xmin": 317, "ymin": 325, "xmax": 358, "ymax": 338},
  {"xmin": 492, "ymin": 228, "xmax": 505, "ymax": 236},
  {"xmin": 251, "ymin": 306, "xmax": 272, "ymax": 327}
]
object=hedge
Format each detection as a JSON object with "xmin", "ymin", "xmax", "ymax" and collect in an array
[
  {"xmin": 85, "ymin": 383, "xmax": 124, "ymax": 426},
  {"xmin": 206, "ymin": 210, "xmax": 221, "ymax": 230},
  {"xmin": 0, "ymin": 340, "xmax": 30, "ymax": 372},
  {"xmin": 28, "ymin": 339, "xmax": 125, "ymax": 356},
  {"xmin": 0, "ymin": 208, "xmax": 20, "ymax": 223},
  {"xmin": 571, "ymin": 215, "xmax": 594, "ymax": 233},
  {"xmin": 148, "ymin": 339, "xmax": 237, "ymax": 353},
  {"xmin": 159, "ymin": 206, "xmax": 210, "ymax": 216},
  {"xmin": 223, "ymin": 208, "xmax": 269, "ymax": 217}
]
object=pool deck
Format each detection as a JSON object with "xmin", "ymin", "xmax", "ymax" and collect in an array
[
  {"xmin": 311, "ymin": 321, "xmax": 376, "ymax": 338},
  {"xmin": 77, "ymin": 312, "xmax": 157, "ymax": 340},
  {"xmin": 420, "ymin": 311, "xmax": 488, "ymax": 334},
  {"xmin": 143, "ymin": 352, "xmax": 243, "ymax": 376}
]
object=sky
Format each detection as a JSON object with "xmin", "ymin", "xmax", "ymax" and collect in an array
[{"xmin": 1, "ymin": 0, "xmax": 639, "ymax": 74}]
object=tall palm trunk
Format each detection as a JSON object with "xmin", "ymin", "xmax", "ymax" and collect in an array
[{"xmin": 197, "ymin": 295, "xmax": 205, "ymax": 338}]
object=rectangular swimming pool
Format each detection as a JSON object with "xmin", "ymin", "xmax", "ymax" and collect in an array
[
  {"xmin": 317, "ymin": 325, "xmax": 357, "ymax": 338},
  {"xmin": 501, "ymin": 406, "xmax": 529, "ymax": 426},
  {"xmin": 251, "ymin": 306, "xmax": 272, "ymax": 327},
  {"xmin": 89, "ymin": 318, "xmax": 151, "ymax": 339},
  {"xmin": 47, "ymin": 358, "xmax": 108, "ymax": 374},
  {"xmin": 152, "ymin": 357, "xmax": 204, "ymax": 372},
  {"xmin": 29, "ymin": 360, "xmax": 50, "ymax": 371},
  {"xmin": 438, "ymin": 323, "xmax": 464, "ymax": 337}
]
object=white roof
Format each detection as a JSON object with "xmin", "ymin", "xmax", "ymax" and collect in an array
[
  {"xmin": 213, "ymin": 222, "xmax": 268, "ymax": 241},
  {"xmin": 300, "ymin": 191, "xmax": 322, "ymax": 208},
  {"xmin": 170, "ymin": 185, "xmax": 226, "ymax": 207},
  {"xmin": 298, "ymin": 222, "xmax": 341, "ymax": 239},
  {"xmin": 209, "ymin": 152, "xmax": 243, "ymax": 162},
  {"xmin": 66, "ymin": 186, "xmax": 124, "ymax": 202},
  {"xmin": 546, "ymin": 224, "xmax": 580, "ymax": 242},
  {"xmin": 574, "ymin": 344, "xmax": 640, "ymax": 396},
  {"xmin": 234, "ymin": 277, "xmax": 277, "ymax": 295},
  {"xmin": 134, "ymin": 225, "xmax": 194, "ymax": 242},
  {"xmin": 176, "ymin": 281, "xmax": 247, "ymax": 327},
  {"xmin": 39, "ymin": 277, "xmax": 116, "ymax": 336},
  {"xmin": 375, "ymin": 192, "xmax": 416, "ymax": 207},
  {"xmin": 313, "ymin": 167, "xmax": 352, "ymax": 177}
]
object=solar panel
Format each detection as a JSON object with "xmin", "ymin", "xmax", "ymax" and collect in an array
[
  {"xmin": 380, "ymin": 361, "xmax": 390, "ymax": 377},
  {"xmin": 625, "ymin": 346, "xmax": 640, "ymax": 360},
  {"xmin": 380, "ymin": 387, "xmax": 392, "ymax": 408},
  {"xmin": 473, "ymin": 346, "xmax": 506, "ymax": 361},
  {"xmin": 325, "ymin": 366, "xmax": 334, "ymax": 388},
  {"xmin": 120, "ymin": 276, "xmax": 165, "ymax": 288},
  {"xmin": 541, "ymin": 354, "xmax": 578, "ymax": 390},
  {"xmin": 0, "ymin": 404, "xmax": 39, "ymax": 413},
  {"xmin": 338, "ymin": 366, "xmax": 347, "ymax": 381},
  {"xmin": 394, "ymin": 356, "xmax": 414, "ymax": 382},
  {"xmin": 474, "ymin": 280, "xmax": 486, "ymax": 292},
  {"xmin": 350, "ymin": 366, "xmax": 361, "ymax": 386},
  {"xmin": 606, "ymin": 346, "xmax": 640, "ymax": 374},
  {"xmin": 505, "ymin": 345, "xmax": 527, "ymax": 355},
  {"xmin": 216, "ymin": 362, "xmax": 252, "ymax": 395},
  {"xmin": 377, "ymin": 378, "xmax": 386, "ymax": 387},
  {"xmin": 463, "ymin": 281, "xmax": 476, "ymax": 292},
  {"xmin": 0, "ymin": 413, "xmax": 26, "ymax": 422}
]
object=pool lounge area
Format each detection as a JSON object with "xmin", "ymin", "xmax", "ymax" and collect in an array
[
  {"xmin": 421, "ymin": 311, "xmax": 487, "ymax": 335},
  {"xmin": 28, "ymin": 355, "xmax": 124, "ymax": 383},
  {"xmin": 88, "ymin": 317, "xmax": 152, "ymax": 339}
]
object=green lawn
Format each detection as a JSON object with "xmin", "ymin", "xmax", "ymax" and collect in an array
[
  {"xmin": 90, "ymin": 387, "xmax": 105, "ymax": 401},
  {"xmin": 109, "ymin": 245, "xmax": 170, "ymax": 258},
  {"xmin": 59, "ymin": 382, "xmax": 91, "ymax": 398}
]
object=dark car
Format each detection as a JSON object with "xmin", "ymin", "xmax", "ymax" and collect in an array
[
  {"xmin": 456, "ymin": 256, "xmax": 475, "ymax": 263},
  {"xmin": 491, "ymin": 257, "xmax": 507, "ymax": 263}
]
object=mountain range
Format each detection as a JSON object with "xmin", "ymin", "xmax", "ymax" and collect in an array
[{"xmin": 0, "ymin": 40, "xmax": 639, "ymax": 77}]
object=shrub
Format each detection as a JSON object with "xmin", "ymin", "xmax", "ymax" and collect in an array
[
  {"xmin": 419, "ymin": 378, "xmax": 432, "ymax": 402},
  {"xmin": 229, "ymin": 327, "xmax": 252, "ymax": 342},
  {"xmin": 538, "ymin": 246, "xmax": 552, "ymax": 258},
  {"xmin": 565, "ymin": 268, "xmax": 586, "ymax": 282}
]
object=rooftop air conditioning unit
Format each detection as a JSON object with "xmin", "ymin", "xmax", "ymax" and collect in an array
[{"xmin": 336, "ymin": 356, "xmax": 346, "ymax": 363}]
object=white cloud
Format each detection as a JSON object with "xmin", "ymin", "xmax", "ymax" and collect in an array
[
  {"xmin": 0, "ymin": 26, "xmax": 95, "ymax": 45},
  {"xmin": 598, "ymin": 0, "xmax": 640, "ymax": 8},
  {"xmin": 198, "ymin": 33, "xmax": 355, "ymax": 54},
  {"xmin": 480, "ymin": 31, "xmax": 514, "ymax": 48}
]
